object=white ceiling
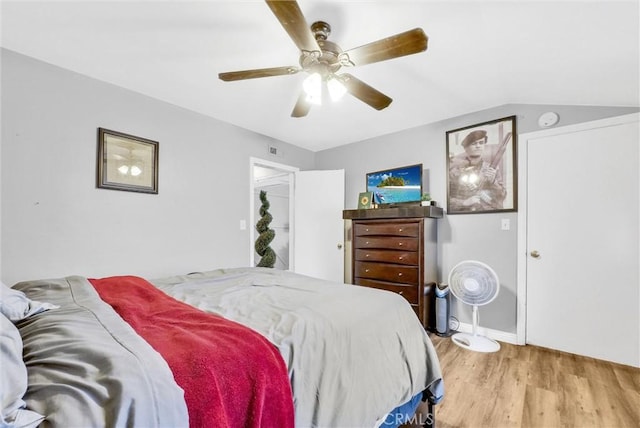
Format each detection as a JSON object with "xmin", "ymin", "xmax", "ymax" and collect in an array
[{"xmin": 1, "ymin": 1, "xmax": 638, "ymax": 152}]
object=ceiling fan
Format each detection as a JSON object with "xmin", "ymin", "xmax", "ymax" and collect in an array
[{"xmin": 218, "ymin": 0, "xmax": 428, "ymax": 118}]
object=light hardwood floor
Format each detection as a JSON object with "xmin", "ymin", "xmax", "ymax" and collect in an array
[{"xmin": 410, "ymin": 333, "xmax": 639, "ymax": 428}]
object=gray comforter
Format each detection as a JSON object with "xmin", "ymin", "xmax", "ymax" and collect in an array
[
  {"xmin": 13, "ymin": 276, "xmax": 189, "ymax": 428},
  {"xmin": 152, "ymin": 267, "xmax": 443, "ymax": 428}
]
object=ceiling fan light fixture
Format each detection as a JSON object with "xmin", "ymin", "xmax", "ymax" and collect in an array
[
  {"xmin": 303, "ymin": 72, "xmax": 322, "ymax": 105},
  {"xmin": 219, "ymin": 1, "xmax": 429, "ymax": 116},
  {"xmin": 327, "ymin": 75, "xmax": 347, "ymax": 102}
]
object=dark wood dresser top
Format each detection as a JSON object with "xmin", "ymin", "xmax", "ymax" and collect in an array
[{"xmin": 342, "ymin": 205, "xmax": 443, "ymax": 220}]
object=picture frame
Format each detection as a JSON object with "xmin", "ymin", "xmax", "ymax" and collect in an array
[
  {"xmin": 358, "ymin": 191, "xmax": 373, "ymax": 209},
  {"xmin": 96, "ymin": 128, "xmax": 159, "ymax": 194},
  {"xmin": 446, "ymin": 116, "xmax": 517, "ymax": 214}
]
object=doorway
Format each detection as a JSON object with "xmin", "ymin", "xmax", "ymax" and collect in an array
[
  {"xmin": 250, "ymin": 157, "xmax": 298, "ymax": 270},
  {"xmin": 249, "ymin": 158, "xmax": 346, "ymax": 282}
]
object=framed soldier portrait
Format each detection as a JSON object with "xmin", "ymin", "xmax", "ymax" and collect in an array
[{"xmin": 446, "ymin": 116, "xmax": 517, "ymax": 214}]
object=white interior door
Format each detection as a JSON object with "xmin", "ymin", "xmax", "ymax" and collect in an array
[
  {"xmin": 523, "ymin": 114, "xmax": 639, "ymax": 367},
  {"xmin": 294, "ymin": 169, "xmax": 345, "ymax": 282}
]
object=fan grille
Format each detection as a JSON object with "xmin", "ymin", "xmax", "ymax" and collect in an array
[{"xmin": 448, "ymin": 260, "xmax": 499, "ymax": 306}]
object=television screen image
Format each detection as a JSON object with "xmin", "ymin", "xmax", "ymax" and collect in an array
[{"xmin": 366, "ymin": 164, "xmax": 423, "ymax": 205}]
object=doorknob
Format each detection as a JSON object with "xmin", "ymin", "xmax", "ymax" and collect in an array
[
  {"xmin": 337, "ymin": 243, "xmax": 343, "ymax": 250},
  {"xmin": 530, "ymin": 250, "xmax": 541, "ymax": 259}
]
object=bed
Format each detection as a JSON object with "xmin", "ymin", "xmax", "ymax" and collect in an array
[{"xmin": 2, "ymin": 267, "xmax": 443, "ymax": 428}]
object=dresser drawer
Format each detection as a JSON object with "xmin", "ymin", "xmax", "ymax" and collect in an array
[
  {"xmin": 354, "ymin": 236, "xmax": 418, "ymax": 251},
  {"xmin": 354, "ymin": 222, "xmax": 419, "ymax": 237},
  {"xmin": 354, "ymin": 262, "xmax": 419, "ymax": 285},
  {"xmin": 355, "ymin": 249, "xmax": 419, "ymax": 266},
  {"xmin": 355, "ymin": 278, "xmax": 419, "ymax": 304}
]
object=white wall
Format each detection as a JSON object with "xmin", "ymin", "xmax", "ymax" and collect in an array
[
  {"xmin": 0, "ymin": 49, "xmax": 315, "ymax": 285},
  {"xmin": 316, "ymin": 104, "xmax": 639, "ymax": 335}
]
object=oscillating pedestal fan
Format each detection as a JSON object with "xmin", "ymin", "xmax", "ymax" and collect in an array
[{"xmin": 448, "ymin": 260, "xmax": 501, "ymax": 353}]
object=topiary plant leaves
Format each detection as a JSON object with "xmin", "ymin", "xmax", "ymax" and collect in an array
[{"xmin": 255, "ymin": 190, "xmax": 276, "ymax": 268}]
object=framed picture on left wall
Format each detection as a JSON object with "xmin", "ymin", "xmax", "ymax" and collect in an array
[{"xmin": 96, "ymin": 128, "xmax": 159, "ymax": 194}]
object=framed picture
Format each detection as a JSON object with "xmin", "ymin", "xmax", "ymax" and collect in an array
[
  {"xmin": 358, "ymin": 191, "xmax": 373, "ymax": 209},
  {"xmin": 96, "ymin": 128, "xmax": 159, "ymax": 194},
  {"xmin": 446, "ymin": 116, "xmax": 517, "ymax": 214}
]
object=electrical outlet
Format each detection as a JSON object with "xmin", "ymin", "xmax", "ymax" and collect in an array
[
  {"xmin": 501, "ymin": 219, "xmax": 510, "ymax": 230},
  {"xmin": 239, "ymin": 220, "xmax": 247, "ymax": 230}
]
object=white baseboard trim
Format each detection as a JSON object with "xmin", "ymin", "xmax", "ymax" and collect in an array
[{"xmin": 455, "ymin": 322, "xmax": 519, "ymax": 345}]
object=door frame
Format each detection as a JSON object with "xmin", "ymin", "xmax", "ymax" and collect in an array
[
  {"xmin": 516, "ymin": 112, "xmax": 640, "ymax": 345},
  {"xmin": 249, "ymin": 157, "xmax": 299, "ymax": 269}
]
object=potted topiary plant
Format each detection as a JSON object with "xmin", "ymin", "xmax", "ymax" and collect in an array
[{"xmin": 255, "ymin": 190, "xmax": 276, "ymax": 268}]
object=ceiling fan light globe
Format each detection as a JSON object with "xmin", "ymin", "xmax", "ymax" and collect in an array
[
  {"xmin": 327, "ymin": 76, "xmax": 347, "ymax": 102},
  {"xmin": 303, "ymin": 73, "xmax": 322, "ymax": 105}
]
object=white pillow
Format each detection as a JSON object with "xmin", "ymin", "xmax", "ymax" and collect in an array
[
  {"xmin": 0, "ymin": 282, "xmax": 58, "ymax": 322},
  {"xmin": 0, "ymin": 313, "xmax": 45, "ymax": 428}
]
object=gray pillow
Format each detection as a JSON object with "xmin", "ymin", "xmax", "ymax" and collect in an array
[
  {"xmin": 0, "ymin": 313, "xmax": 45, "ymax": 428},
  {"xmin": 0, "ymin": 282, "xmax": 58, "ymax": 321}
]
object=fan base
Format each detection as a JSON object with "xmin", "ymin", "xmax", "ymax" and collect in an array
[{"xmin": 451, "ymin": 332, "xmax": 500, "ymax": 353}]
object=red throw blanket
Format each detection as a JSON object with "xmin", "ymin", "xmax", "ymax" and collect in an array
[{"xmin": 89, "ymin": 276, "xmax": 294, "ymax": 428}]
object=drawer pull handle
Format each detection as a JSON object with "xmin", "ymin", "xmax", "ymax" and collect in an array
[
  {"xmin": 398, "ymin": 291, "xmax": 404, "ymax": 295},
  {"xmin": 365, "ymin": 269, "xmax": 370, "ymax": 273},
  {"xmin": 365, "ymin": 228, "xmax": 369, "ymax": 232},
  {"xmin": 365, "ymin": 254, "xmax": 370, "ymax": 258},
  {"xmin": 398, "ymin": 243, "xmax": 403, "ymax": 246},
  {"xmin": 366, "ymin": 241, "xmax": 370, "ymax": 245},
  {"xmin": 398, "ymin": 273, "xmax": 403, "ymax": 277},
  {"xmin": 398, "ymin": 256, "xmax": 403, "ymax": 260},
  {"xmin": 398, "ymin": 228, "xmax": 403, "ymax": 232}
]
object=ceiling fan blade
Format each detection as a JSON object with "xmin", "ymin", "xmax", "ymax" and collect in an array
[
  {"xmin": 265, "ymin": 0, "xmax": 321, "ymax": 53},
  {"xmin": 338, "ymin": 74, "xmax": 392, "ymax": 111},
  {"xmin": 342, "ymin": 28, "xmax": 428, "ymax": 67},
  {"xmin": 291, "ymin": 90, "xmax": 311, "ymax": 118},
  {"xmin": 219, "ymin": 66, "xmax": 299, "ymax": 81}
]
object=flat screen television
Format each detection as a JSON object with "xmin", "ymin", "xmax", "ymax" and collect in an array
[{"xmin": 366, "ymin": 163, "xmax": 423, "ymax": 205}]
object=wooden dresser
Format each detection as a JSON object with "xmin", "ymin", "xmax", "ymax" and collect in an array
[{"xmin": 343, "ymin": 206, "xmax": 443, "ymax": 327}]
